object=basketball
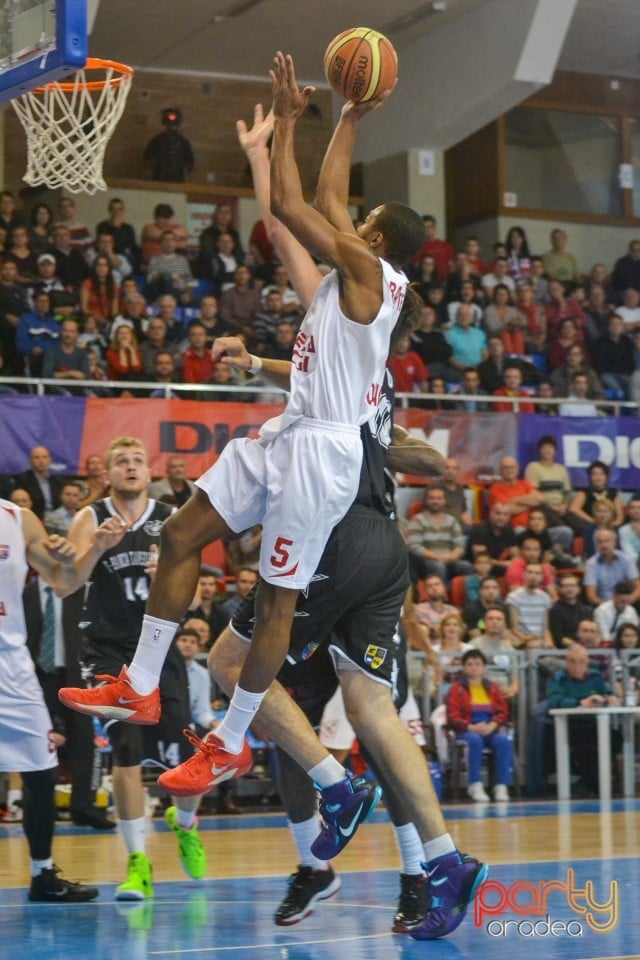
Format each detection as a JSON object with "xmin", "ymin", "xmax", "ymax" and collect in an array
[{"xmin": 323, "ymin": 28, "xmax": 398, "ymax": 103}]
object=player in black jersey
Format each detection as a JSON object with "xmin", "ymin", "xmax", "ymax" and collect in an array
[{"xmin": 59, "ymin": 437, "xmax": 207, "ymax": 900}]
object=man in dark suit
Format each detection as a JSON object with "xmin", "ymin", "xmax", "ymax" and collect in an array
[
  {"xmin": 24, "ymin": 579, "xmax": 114, "ymax": 830},
  {"xmin": 13, "ymin": 446, "xmax": 66, "ymax": 520}
]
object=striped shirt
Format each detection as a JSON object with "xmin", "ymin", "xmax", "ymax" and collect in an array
[
  {"xmin": 505, "ymin": 587, "xmax": 551, "ymax": 636},
  {"xmin": 406, "ymin": 511, "xmax": 465, "ymax": 558}
]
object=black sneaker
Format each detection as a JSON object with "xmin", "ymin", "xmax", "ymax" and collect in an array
[
  {"xmin": 274, "ymin": 865, "xmax": 341, "ymax": 926},
  {"xmin": 29, "ymin": 865, "xmax": 99, "ymax": 903},
  {"xmin": 392, "ymin": 873, "xmax": 429, "ymax": 933}
]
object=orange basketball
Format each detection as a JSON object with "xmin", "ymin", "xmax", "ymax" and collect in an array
[{"xmin": 323, "ymin": 27, "xmax": 398, "ymax": 103}]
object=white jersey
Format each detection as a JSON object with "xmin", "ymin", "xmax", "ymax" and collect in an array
[
  {"xmin": 0, "ymin": 499, "xmax": 29, "ymax": 651},
  {"xmin": 281, "ymin": 258, "xmax": 408, "ymax": 429}
]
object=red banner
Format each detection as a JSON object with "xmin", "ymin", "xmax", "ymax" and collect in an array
[{"xmin": 79, "ymin": 398, "xmax": 285, "ymax": 478}]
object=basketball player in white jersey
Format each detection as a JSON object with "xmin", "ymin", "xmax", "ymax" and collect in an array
[
  {"xmin": 60, "ymin": 52, "xmax": 425, "ymax": 855},
  {"xmin": 0, "ymin": 500, "xmax": 98, "ymax": 902}
]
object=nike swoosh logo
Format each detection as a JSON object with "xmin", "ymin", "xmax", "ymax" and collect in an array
[
  {"xmin": 210, "ymin": 765, "xmax": 238, "ymax": 784},
  {"xmin": 337, "ymin": 803, "xmax": 363, "ymax": 838},
  {"xmin": 118, "ymin": 695, "xmax": 146, "ymax": 705},
  {"xmin": 430, "ymin": 876, "xmax": 448, "ymax": 887}
]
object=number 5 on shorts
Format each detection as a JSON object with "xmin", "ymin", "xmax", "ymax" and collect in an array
[{"xmin": 270, "ymin": 536, "xmax": 293, "ymax": 568}]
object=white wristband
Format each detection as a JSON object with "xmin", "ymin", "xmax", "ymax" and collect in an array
[{"xmin": 248, "ymin": 354, "xmax": 263, "ymax": 372}]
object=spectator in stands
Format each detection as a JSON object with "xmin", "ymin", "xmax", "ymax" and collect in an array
[
  {"xmin": 405, "ymin": 484, "xmax": 473, "ymax": 586},
  {"xmin": 110, "ymin": 292, "xmax": 148, "ymax": 343},
  {"xmin": 0, "ymin": 260, "xmax": 28, "ymax": 374},
  {"xmin": 226, "ymin": 524, "xmax": 261, "ymax": 574},
  {"xmin": 523, "ymin": 506, "xmax": 576, "ymax": 568},
  {"xmin": 460, "ymin": 553, "xmax": 493, "ymax": 606},
  {"xmin": 217, "ymin": 567, "xmax": 259, "ymax": 626},
  {"xmin": 549, "ymin": 343, "xmax": 603, "ymax": 399},
  {"xmin": 154, "ymin": 294, "xmax": 186, "ymax": 344},
  {"xmin": 141, "ymin": 203, "xmax": 188, "ymax": 267},
  {"xmin": 523, "ymin": 435, "xmax": 575, "ymax": 538},
  {"xmin": 44, "ymin": 479, "xmax": 83, "ymax": 536},
  {"xmin": 452, "ymin": 367, "xmax": 489, "ymax": 412},
  {"xmin": 16, "ymin": 290, "xmax": 59, "ymax": 377},
  {"xmin": 390, "ymin": 333, "xmax": 429, "ymax": 395},
  {"xmin": 13, "ymin": 445, "xmax": 64, "ymax": 520},
  {"xmin": 186, "ymin": 569, "xmax": 227, "ymax": 646},
  {"xmin": 463, "ymin": 575, "xmax": 506, "ymax": 638},
  {"xmin": 542, "ymin": 228, "xmax": 580, "ymax": 284},
  {"xmin": 147, "ymin": 230, "xmax": 194, "ymax": 300},
  {"xmin": 506, "ymin": 562, "xmax": 553, "ymax": 649},
  {"xmin": 569, "ymin": 460, "xmax": 624, "ymax": 530},
  {"xmin": 505, "ymin": 225, "xmax": 532, "ymax": 282},
  {"xmin": 464, "ymin": 236, "xmax": 485, "ymax": 278},
  {"xmin": 140, "ymin": 316, "xmax": 182, "ymax": 375},
  {"xmin": 594, "ymin": 580, "xmax": 639, "ymax": 646},
  {"xmin": 481, "ymin": 257, "xmax": 515, "ymax": 300},
  {"xmin": 440, "ymin": 457, "xmax": 473, "ymax": 530},
  {"xmin": 85, "ymin": 232, "xmax": 132, "ymax": 287},
  {"xmin": 6, "ymin": 225, "xmax": 38, "ymax": 285},
  {"xmin": 252, "ymin": 291, "xmax": 294, "ymax": 354},
  {"xmin": 467, "ymin": 501, "xmax": 518, "ymax": 575},
  {"xmin": 504, "ymin": 535, "xmax": 557, "ymax": 598},
  {"xmin": 80, "ymin": 255, "xmax": 119, "ymax": 326},
  {"xmin": 616, "ymin": 287, "xmax": 640, "ymax": 331},
  {"xmin": 614, "ymin": 622, "xmax": 640, "ymax": 658},
  {"xmin": 181, "ymin": 322, "xmax": 216, "ymax": 387},
  {"xmin": 583, "ymin": 282, "xmax": 612, "ymax": 343},
  {"xmin": 492, "ymin": 365, "xmax": 535, "ymax": 413},
  {"xmin": 95, "ymin": 198, "xmax": 138, "ymax": 270},
  {"xmin": 411, "ymin": 214, "xmax": 452, "ymax": 279},
  {"xmin": 28, "ymin": 202, "xmax": 53, "ymax": 258},
  {"xmin": 545, "ymin": 280, "xmax": 587, "ymax": 343},
  {"xmin": 583, "ymin": 529, "xmax": 640, "ymax": 606},
  {"xmin": 175, "ymin": 627, "xmax": 216, "ymax": 731},
  {"xmin": 41, "ymin": 317, "xmax": 90, "ymax": 388},
  {"xmin": 198, "ymin": 203, "xmax": 245, "ymax": 276},
  {"xmin": 414, "ymin": 254, "xmax": 440, "ymax": 300},
  {"xmin": 558, "ymin": 374, "xmax": 601, "ymax": 418},
  {"xmin": 208, "ymin": 232, "xmax": 241, "ymax": 297},
  {"xmin": 549, "ymin": 573, "xmax": 592, "ymax": 649},
  {"xmin": 470, "ymin": 607, "xmax": 519, "ymax": 699},
  {"xmin": 77, "ymin": 454, "xmax": 109, "ymax": 508},
  {"xmin": 0, "ymin": 189, "xmax": 23, "ymax": 236},
  {"xmin": 148, "ymin": 455, "xmax": 196, "ymax": 508},
  {"xmin": 148, "ymin": 351, "xmax": 181, "ymax": 398},
  {"xmin": 143, "ymin": 107, "xmax": 195, "ymax": 182},
  {"xmin": 197, "ymin": 294, "xmax": 225, "ymax": 344},
  {"xmin": 584, "ymin": 499, "xmax": 618, "ymax": 558},
  {"xmin": 56, "ymin": 196, "xmax": 91, "ymax": 253},
  {"xmin": 29, "ymin": 254, "xmax": 64, "ymax": 308},
  {"xmin": 423, "ymin": 375, "xmax": 452, "ymax": 410},
  {"xmin": 528, "ymin": 255, "xmax": 548, "ymax": 304},
  {"xmin": 546, "ymin": 643, "xmax": 618, "ymax": 794},
  {"xmin": 52, "ymin": 224, "xmax": 88, "ymax": 293},
  {"xmin": 445, "ymin": 303, "xmax": 487, "ymax": 377},
  {"xmin": 444, "ymin": 251, "xmax": 477, "ymax": 301},
  {"xmin": 446, "ymin": 648, "xmax": 512, "ymax": 802},
  {"xmin": 219, "ymin": 264, "xmax": 261, "ymax": 340},
  {"xmin": 262, "ymin": 320, "xmax": 295, "ymax": 361},
  {"xmin": 618, "ymin": 494, "xmax": 640, "ymax": 559},
  {"xmin": 9, "ymin": 487, "xmax": 33, "ymax": 508},
  {"xmin": 413, "ymin": 574, "xmax": 458, "ymax": 639},
  {"xmin": 488, "ymin": 456, "xmax": 545, "ymax": 530},
  {"xmin": 477, "ymin": 335, "xmax": 507, "ymax": 394},
  {"xmin": 423, "ymin": 282, "xmax": 449, "ymax": 328},
  {"xmin": 482, "ymin": 283, "xmax": 522, "ymax": 338},
  {"xmin": 611, "ymin": 240, "xmax": 640, "ymax": 297},
  {"xmin": 105, "ymin": 325, "xmax": 143, "ymax": 382},
  {"xmin": 260, "ymin": 264, "xmax": 302, "ymax": 318},
  {"xmin": 410, "ymin": 304, "xmax": 453, "ymax": 379},
  {"xmin": 548, "ymin": 317, "xmax": 584, "ymax": 371}
]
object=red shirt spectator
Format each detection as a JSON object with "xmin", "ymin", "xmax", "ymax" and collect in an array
[
  {"xmin": 390, "ymin": 334, "xmax": 429, "ymax": 393},
  {"xmin": 411, "ymin": 215, "xmax": 455, "ymax": 279},
  {"xmin": 182, "ymin": 322, "xmax": 215, "ymax": 383}
]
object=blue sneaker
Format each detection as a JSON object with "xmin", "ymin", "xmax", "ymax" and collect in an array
[
  {"xmin": 410, "ymin": 853, "xmax": 488, "ymax": 940},
  {"xmin": 310, "ymin": 772, "xmax": 382, "ymax": 860}
]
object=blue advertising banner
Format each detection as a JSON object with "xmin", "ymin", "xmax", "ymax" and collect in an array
[{"xmin": 517, "ymin": 415, "xmax": 640, "ymax": 489}]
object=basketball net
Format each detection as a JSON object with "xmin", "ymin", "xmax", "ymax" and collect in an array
[{"xmin": 11, "ymin": 58, "xmax": 133, "ymax": 195}]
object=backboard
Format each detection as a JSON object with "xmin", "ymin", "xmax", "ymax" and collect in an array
[{"xmin": 0, "ymin": 0, "xmax": 87, "ymax": 102}]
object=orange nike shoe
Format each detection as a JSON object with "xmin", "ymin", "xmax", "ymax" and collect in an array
[
  {"xmin": 58, "ymin": 667, "xmax": 161, "ymax": 725},
  {"xmin": 158, "ymin": 730, "xmax": 253, "ymax": 797}
]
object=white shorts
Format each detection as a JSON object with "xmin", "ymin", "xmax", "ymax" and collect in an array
[
  {"xmin": 399, "ymin": 688, "xmax": 426, "ymax": 747},
  {"xmin": 196, "ymin": 417, "xmax": 362, "ymax": 590},
  {"xmin": 0, "ymin": 646, "xmax": 58, "ymax": 773},
  {"xmin": 319, "ymin": 687, "xmax": 355, "ymax": 751}
]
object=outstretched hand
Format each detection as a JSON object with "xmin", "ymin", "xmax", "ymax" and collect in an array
[
  {"xmin": 93, "ymin": 516, "xmax": 129, "ymax": 552},
  {"xmin": 236, "ymin": 103, "xmax": 274, "ymax": 158},
  {"xmin": 340, "ymin": 79, "xmax": 398, "ymax": 121},
  {"xmin": 270, "ymin": 51, "xmax": 315, "ymax": 120}
]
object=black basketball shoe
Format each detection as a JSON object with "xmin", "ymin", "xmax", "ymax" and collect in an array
[
  {"xmin": 392, "ymin": 872, "xmax": 429, "ymax": 932},
  {"xmin": 29, "ymin": 865, "xmax": 99, "ymax": 903},
  {"xmin": 274, "ymin": 865, "xmax": 341, "ymax": 925}
]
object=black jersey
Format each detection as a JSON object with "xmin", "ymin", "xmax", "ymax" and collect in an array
[
  {"xmin": 81, "ymin": 498, "xmax": 172, "ymax": 643},
  {"xmin": 353, "ymin": 366, "xmax": 395, "ymax": 517}
]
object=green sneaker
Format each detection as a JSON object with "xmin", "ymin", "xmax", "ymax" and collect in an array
[
  {"xmin": 165, "ymin": 805, "xmax": 207, "ymax": 880},
  {"xmin": 115, "ymin": 852, "xmax": 153, "ymax": 901}
]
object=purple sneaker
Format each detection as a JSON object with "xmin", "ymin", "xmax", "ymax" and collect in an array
[
  {"xmin": 410, "ymin": 853, "xmax": 488, "ymax": 940},
  {"xmin": 310, "ymin": 772, "xmax": 382, "ymax": 860}
]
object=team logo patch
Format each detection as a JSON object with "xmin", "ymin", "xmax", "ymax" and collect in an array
[
  {"xmin": 364, "ymin": 644, "xmax": 387, "ymax": 670},
  {"xmin": 0, "ymin": 544, "xmax": 10, "ymax": 559},
  {"xmin": 143, "ymin": 520, "xmax": 164, "ymax": 536},
  {"xmin": 300, "ymin": 641, "xmax": 320, "ymax": 660}
]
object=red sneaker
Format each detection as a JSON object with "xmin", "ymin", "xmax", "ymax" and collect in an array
[
  {"xmin": 158, "ymin": 730, "xmax": 253, "ymax": 797},
  {"xmin": 58, "ymin": 667, "xmax": 161, "ymax": 725}
]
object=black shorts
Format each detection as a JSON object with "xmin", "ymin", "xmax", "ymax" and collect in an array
[
  {"xmin": 231, "ymin": 505, "xmax": 410, "ymax": 691},
  {"xmin": 277, "ymin": 649, "xmax": 339, "ymax": 728},
  {"xmin": 80, "ymin": 638, "xmax": 193, "ymax": 769}
]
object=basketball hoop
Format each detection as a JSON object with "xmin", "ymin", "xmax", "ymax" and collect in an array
[{"xmin": 11, "ymin": 57, "xmax": 133, "ymax": 195}]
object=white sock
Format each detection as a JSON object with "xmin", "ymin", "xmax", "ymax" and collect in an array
[
  {"xmin": 31, "ymin": 857, "xmax": 53, "ymax": 876},
  {"xmin": 176, "ymin": 807, "xmax": 196, "ymax": 830},
  {"xmin": 128, "ymin": 615, "xmax": 180, "ymax": 694},
  {"xmin": 423, "ymin": 832, "xmax": 457, "ymax": 864},
  {"xmin": 307, "ymin": 755, "xmax": 346, "ymax": 788},
  {"xmin": 288, "ymin": 816, "xmax": 328, "ymax": 871},
  {"xmin": 215, "ymin": 685, "xmax": 267, "ymax": 754},
  {"xmin": 119, "ymin": 816, "xmax": 146, "ymax": 855},
  {"xmin": 393, "ymin": 823, "xmax": 424, "ymax": 875}
]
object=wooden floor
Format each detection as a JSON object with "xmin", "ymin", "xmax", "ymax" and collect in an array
[{"xmin": 2, "ymin": 800, "xmax": 640, "ymax": 959}]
